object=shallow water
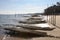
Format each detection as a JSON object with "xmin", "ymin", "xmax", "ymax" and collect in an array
[{"xmin": 0, "ymin": 14, "xmax": 30, "ymax": 25}]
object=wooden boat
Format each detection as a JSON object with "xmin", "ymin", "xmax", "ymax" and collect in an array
[
  {"xmin": 3, "ymin": 26, "xmax": 47, "ymax": 36},
  {"xmin": 1, "ymin": 14, "xmax": 55, "ymax": 35},
  {"xmin": 18, "ymin": 14, "xmax": 55, "ymax": 31},
  {"xmin": 16, "ymin": 23, "xmax": 55, "ymax": 31}
]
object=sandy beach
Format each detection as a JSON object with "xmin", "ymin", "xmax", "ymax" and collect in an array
[
  {"xmin": 0, "ymin": 24, "xmax": 60, "ymax": 40},
  {"xmin": 0, "ymin": 15, "xmax": 60, "ymax": 40}
]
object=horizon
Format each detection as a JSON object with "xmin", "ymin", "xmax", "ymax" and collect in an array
[{"xmin": 0, "ymin": 0, "xmax": 60, "ymax": 14}]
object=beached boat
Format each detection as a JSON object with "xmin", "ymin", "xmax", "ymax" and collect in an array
[
  {"xmin": 4, "ymin": 26, "xmax": 47, "ymax": 36},
  {"xmin": 0, "ymin": 24, "xmax": 47, "ymax": 35},
  {"xmin": 18, "ymin": 14, "xmax": 55, "ymax": 30},
  {"xmin": 19, "ymin": 15, "xmax": 45, "ymax": 24},
  {"xmin": 16, "ymin": 23, "xmax": 55, "ymax": 31},
  {"xmin": 1, "ymin": 14, "xmax": 55, "ymax": 35}
]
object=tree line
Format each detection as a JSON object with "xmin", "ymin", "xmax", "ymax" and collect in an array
[{"xmin": 44, "ymin": 2, "xmax": 60, "ymax": 15}]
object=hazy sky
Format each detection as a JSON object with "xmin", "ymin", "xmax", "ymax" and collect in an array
[{"xmin": 0, "ymin": 0, "xmax": 60, "ymax": 14}]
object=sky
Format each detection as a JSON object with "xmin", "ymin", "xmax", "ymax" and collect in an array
[{"xmin": 0, "ymin": 0, "xmax": 60, "ymax": 14}]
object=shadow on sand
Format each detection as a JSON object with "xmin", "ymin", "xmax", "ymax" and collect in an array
[
  {"xmin": 5, "ymin": 31, "xmax": 44, "ymax": 38},
  {"xmin": 5, "ymin": 31, "xmax": 60, "ymax": 39}
]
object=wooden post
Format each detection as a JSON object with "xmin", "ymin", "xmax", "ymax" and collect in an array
[{"xmin": 47, "ymin": 15, "xmax": 48, "ymax": 22}]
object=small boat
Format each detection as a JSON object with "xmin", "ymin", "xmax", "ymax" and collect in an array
[
  {"xmin": 19, "ymin": 15, "xmax": 45, "ymax": 24},
  {"xmin": 1, "ymin": 14, "xmax": 55, "ymax": 35},
  {"xmin": 1, "ymin": 24, "xmax": 47, "ymax": 35},
  {"xmin": 4, "ymin": 26, "xmax": 47, "ymax": 36},
  {"xmin": 16, "ymin": 23, "xmax": 55, "ymax": 31},
  {"xmin": 18, "ymin": 14, "xmax": 55, "ymax": 31}
]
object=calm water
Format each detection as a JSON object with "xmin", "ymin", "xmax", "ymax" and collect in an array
[
  {"xmin": 0, "ymin": 14, "xmax": 47, "ymax": 25},
  {"xmin": 0, "ymin": 14, "xmax": 31, "ymax": 34},
  {"xmin": 0, "ymin": 14, "xmax": 31, "ymax": 25}
]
